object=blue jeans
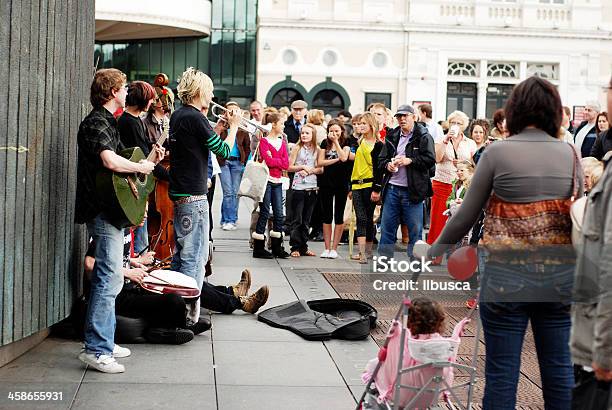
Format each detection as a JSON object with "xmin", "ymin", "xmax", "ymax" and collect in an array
[
  {"xmin": 378, "ymin": 184, "xmax": 423, "ymax": 258},
  {"xmin": 171, "ymin": 199, "xmax": 209, "ymax": 291},
  {"xmin": 479, "ymin": 264, "xmax": 573, "ymax": 409},
  {"xmin": 256, "ymin": 182, "xmax": 284, "ymax": 234},
  {"xmin": 219, "ymin": 159, "xmax": 244, "ymax": 224},
  {"xmin": 133, "ymin": 220, "xmax": 148, "ymax": 254},
  {"xmin": 85, "ymin": 214, "xmax": 125, "ymax": 356}
]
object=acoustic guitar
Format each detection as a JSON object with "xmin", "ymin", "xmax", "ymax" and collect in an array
[{"xmin": 96, "ymin": 118, "xmax": 169, "ymax": 228}]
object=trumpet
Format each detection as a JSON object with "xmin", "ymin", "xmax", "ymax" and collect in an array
[{"xmin": 210, "ymin": 101, "xmax": 272, "ymax": 135}]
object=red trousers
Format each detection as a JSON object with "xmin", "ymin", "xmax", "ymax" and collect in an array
[{"xmin": 427, "ymin": 180, "xmax": 452, "ymax": 245}]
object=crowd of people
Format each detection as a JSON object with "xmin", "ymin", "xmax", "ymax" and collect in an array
[{"xmin": 73, "ymin": 64, "xmax": 611, "ymax": 409}]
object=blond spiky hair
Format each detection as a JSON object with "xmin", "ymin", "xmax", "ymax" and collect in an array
[{"xmin": 177, "ymin": 67, "xmax": 213, "ymax": 105}]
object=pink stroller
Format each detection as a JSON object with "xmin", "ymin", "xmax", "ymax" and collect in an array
[{"xmin": 357, "ymin": 298, "xmax": 480, "ymax": 410}]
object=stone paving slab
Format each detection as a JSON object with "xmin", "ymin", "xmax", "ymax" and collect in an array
[
  {"xmin": 83, "ymin": 342, "xmax": 214, "ymax": 384},
  {"xmin": 282, "ymin": 268, "xmax": 340, "ymax": 300},
  {"xmin": 211, "ymin": 312, "xmax": 303, "ymax": 343},
  {"xmin": 213, "ymin": 340, "xmax": 345, "ymax": 387},
  {"xmin": 0, "ymin": 339, "xmax": 85, "ymax": 383},
  {"xmin": 216, "ymin": 385, "xmax": 356, "ymax": 410},
  {"xmin": 71, "ymin": 383, "xmax": 216, "ymax": 410},
  {"xmin": 323, "ymin": 339, "xmax": 379, "ymax": 386},
  {"xmin": 209, "ymin": 265, "xmax": 291, "ymax": 288}
]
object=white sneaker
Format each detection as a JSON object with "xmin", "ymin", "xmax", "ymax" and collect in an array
[
  {"xmin": 222, "ymin": 223, "xmax": 232, "ymax": 231},
  {"xmin": 328, "ymin": 250, "xmax": 338, "ymax": 259},
  {"xmin": 78, "ymin": 352, "xmax": 125, "ymax": 374},
  {"xmin": 112, "ymin": 344, "xmax": 131, "ymax": 358},
  {"xmin": 229, "ymin": 223, "xmax": 238, "ymax": 231},
  {"xmin": 320, "ymin": 249, "xmax": 330, "ymax": 258}
]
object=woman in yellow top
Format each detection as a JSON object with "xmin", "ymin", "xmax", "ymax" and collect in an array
[{"xmin": 350, "ymin": 112, "xmax": 384, "ymax": 263}]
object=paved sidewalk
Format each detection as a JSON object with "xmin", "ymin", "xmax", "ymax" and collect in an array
[{"xmin": 0, "ymin": 196, "xmax": 378, "ymax": 410}]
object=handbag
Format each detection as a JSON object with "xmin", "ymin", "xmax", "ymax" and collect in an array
[
  {"xmin": 571, "ymin": 366, "xmax": 611, "ymax": 410},
  {"xmin": 238, "ymin": 140, "xmax": 269, "ymax": 203},
  {"xmin": 570, "ymin": 195, "xmax": 587, "ymax": 250}
]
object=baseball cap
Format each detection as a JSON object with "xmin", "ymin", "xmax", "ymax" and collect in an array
[{"xmin": 394, "ymin": 104, "xmax": 415, "ymax": 116}]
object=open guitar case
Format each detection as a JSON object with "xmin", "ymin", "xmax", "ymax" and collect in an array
[{"xmin": 257, "ymin": 298, "xmax": 377, "ymax": 341}]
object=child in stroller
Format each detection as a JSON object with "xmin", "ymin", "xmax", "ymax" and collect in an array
[{"xmin": 362, "ymin": 297, "xmax": 471, "ymax": 409}]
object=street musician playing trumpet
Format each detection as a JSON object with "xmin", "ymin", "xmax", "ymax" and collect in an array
[
  {"xmin": 168, "ymin": 68, "xmax": 242, "ymax": 325},
  {"xmin": 210, "ymin": 100, "xmax": 273, "ymax": 136}
]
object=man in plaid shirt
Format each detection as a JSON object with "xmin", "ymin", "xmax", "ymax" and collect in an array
[{"xmin": 75, "ymin": 69, "xmax": 163, "ymax": 373}]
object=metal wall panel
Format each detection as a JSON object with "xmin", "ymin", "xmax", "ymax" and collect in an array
[{"xmin": 0, "ymin": 0, "xmax": 94, "ymax": 346}]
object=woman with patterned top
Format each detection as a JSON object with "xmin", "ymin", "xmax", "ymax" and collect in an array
[
  {"xmin": 287, "ymin": 124, "xmax": 323, "ymax": 257},
  {"xmin": 428, "ymin": 77, "xmax": 582, "ymax": 409}
]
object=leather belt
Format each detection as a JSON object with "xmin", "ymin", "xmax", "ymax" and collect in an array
[
  {"xmin": 228, "ymin": 156, "xmax": 240, "ymax": 161},
  {"xmin": 351, "ymin": 178, "xmax": 374, "ymax": 185},
  {"xmin": 174, "ymin": 194, "xmax": 207, "ymax": 205}
]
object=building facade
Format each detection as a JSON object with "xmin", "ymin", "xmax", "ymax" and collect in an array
[
  {"xmin": 257, "ymin": 0, "xmax": 612, "ymax": 121},
  {"xmin": 94, "ymin": 0, "xmax": 257, "ymax": 104}
]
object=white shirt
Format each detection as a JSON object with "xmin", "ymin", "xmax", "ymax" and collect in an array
[
  {"xmin": 424, "ymin": 119, "xmax": 445, "ymax": 144},
  {"xmin": 211, "ymin": 155, "xmax": 221, "ymax": 177},
  {"xmin": 265, "ymin": 135, "xmax": 283, "ymax": 151},
  {"xmin": 574, "ymin": 123, "xmax": 595, "ymax": 151}
]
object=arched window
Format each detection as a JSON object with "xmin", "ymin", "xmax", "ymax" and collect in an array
[
  {"xmin": 311, "ymin": 89, "xmax": 344, "ymax": 117},
  {"xmin": 487, "ymin": 63, "xmax": 518, "ymax": 79},
  {"xmin": 447, "ymin": 61, "xmax": 478, "ymax": 77},
  {"xmin": 270, "ymin": 88, "xmax": 304, "ymax": 108}
]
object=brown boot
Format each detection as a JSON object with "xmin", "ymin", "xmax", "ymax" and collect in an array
[
  {"xmin": 232, "ymin": 269, "xmax": 251, "ymax": 297},
  {"xmin": 240, "ymin": 286, "xmax": 270, "ymax": 314}
]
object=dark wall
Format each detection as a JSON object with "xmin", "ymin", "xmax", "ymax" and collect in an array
[{"xmin": 0, "ymin": 0, "xmax": 95, "ymax": 346}]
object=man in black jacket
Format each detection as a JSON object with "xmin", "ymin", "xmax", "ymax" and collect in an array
[
  {"xmin": 373, "ymin": 105, "xmax": 435, "ymax": 259},
  {"xmin": 283, "ymin": 99, "xmax": 308, "ymax": 144},
  {"xmin": 574, "ymin": 101, "xmax": 600, "ymax": 158}
]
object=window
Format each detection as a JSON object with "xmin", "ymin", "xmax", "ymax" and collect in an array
[
  {"xmin": 312, "ymin": 89, "xmax": 345, "ymax": 117},
  {"xmin": 446, "ymin": 82, "xmax": 477, "ymax": 119},
  {"xmin": 270, "ymin": 88, "xmax": 304, "ymax": 108},
  {"xmin": 365, "ymin": 93, "xmax": 391, "ymax": 110},
  {"xmin": 447, "ymin": 62, "xmax": 478, "ymax": 77},
  {"xmin": 527, "ymin": 63, "xmax": 559, "ymax": 81},
  {"xmin": 487, "ymin": 63, "xmax": 518, "ymax": 79},
  {"xmin": 209, "ymin": 0, "xmax": 257, "ymax": 100},
  {"xmin": 95, "ymin": 38, "xmax": 210, "ymax": 88},
  {"xmin": 486, "ymin": 84, "xmax": 514, "ymax": 119}
]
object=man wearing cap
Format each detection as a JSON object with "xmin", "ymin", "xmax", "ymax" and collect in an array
[
  {"xmin": 282, "ymin": 100, "xmax": 308, "ymax": 234},
  {"xmin": 373, "ymin": 104, "xmax": 435, "ymax": 260},
  {"xmin": 284, "ymin": 100, "xmax": 308, "ymax": 144},
  {"xmin": 574, "ymin": 101, "xmax": 600, "ymax": 158}
]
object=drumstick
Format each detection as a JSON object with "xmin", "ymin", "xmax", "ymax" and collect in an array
[{"xmin": 150, "ymin": 227, "xmax": 164, "ymax": 253}]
